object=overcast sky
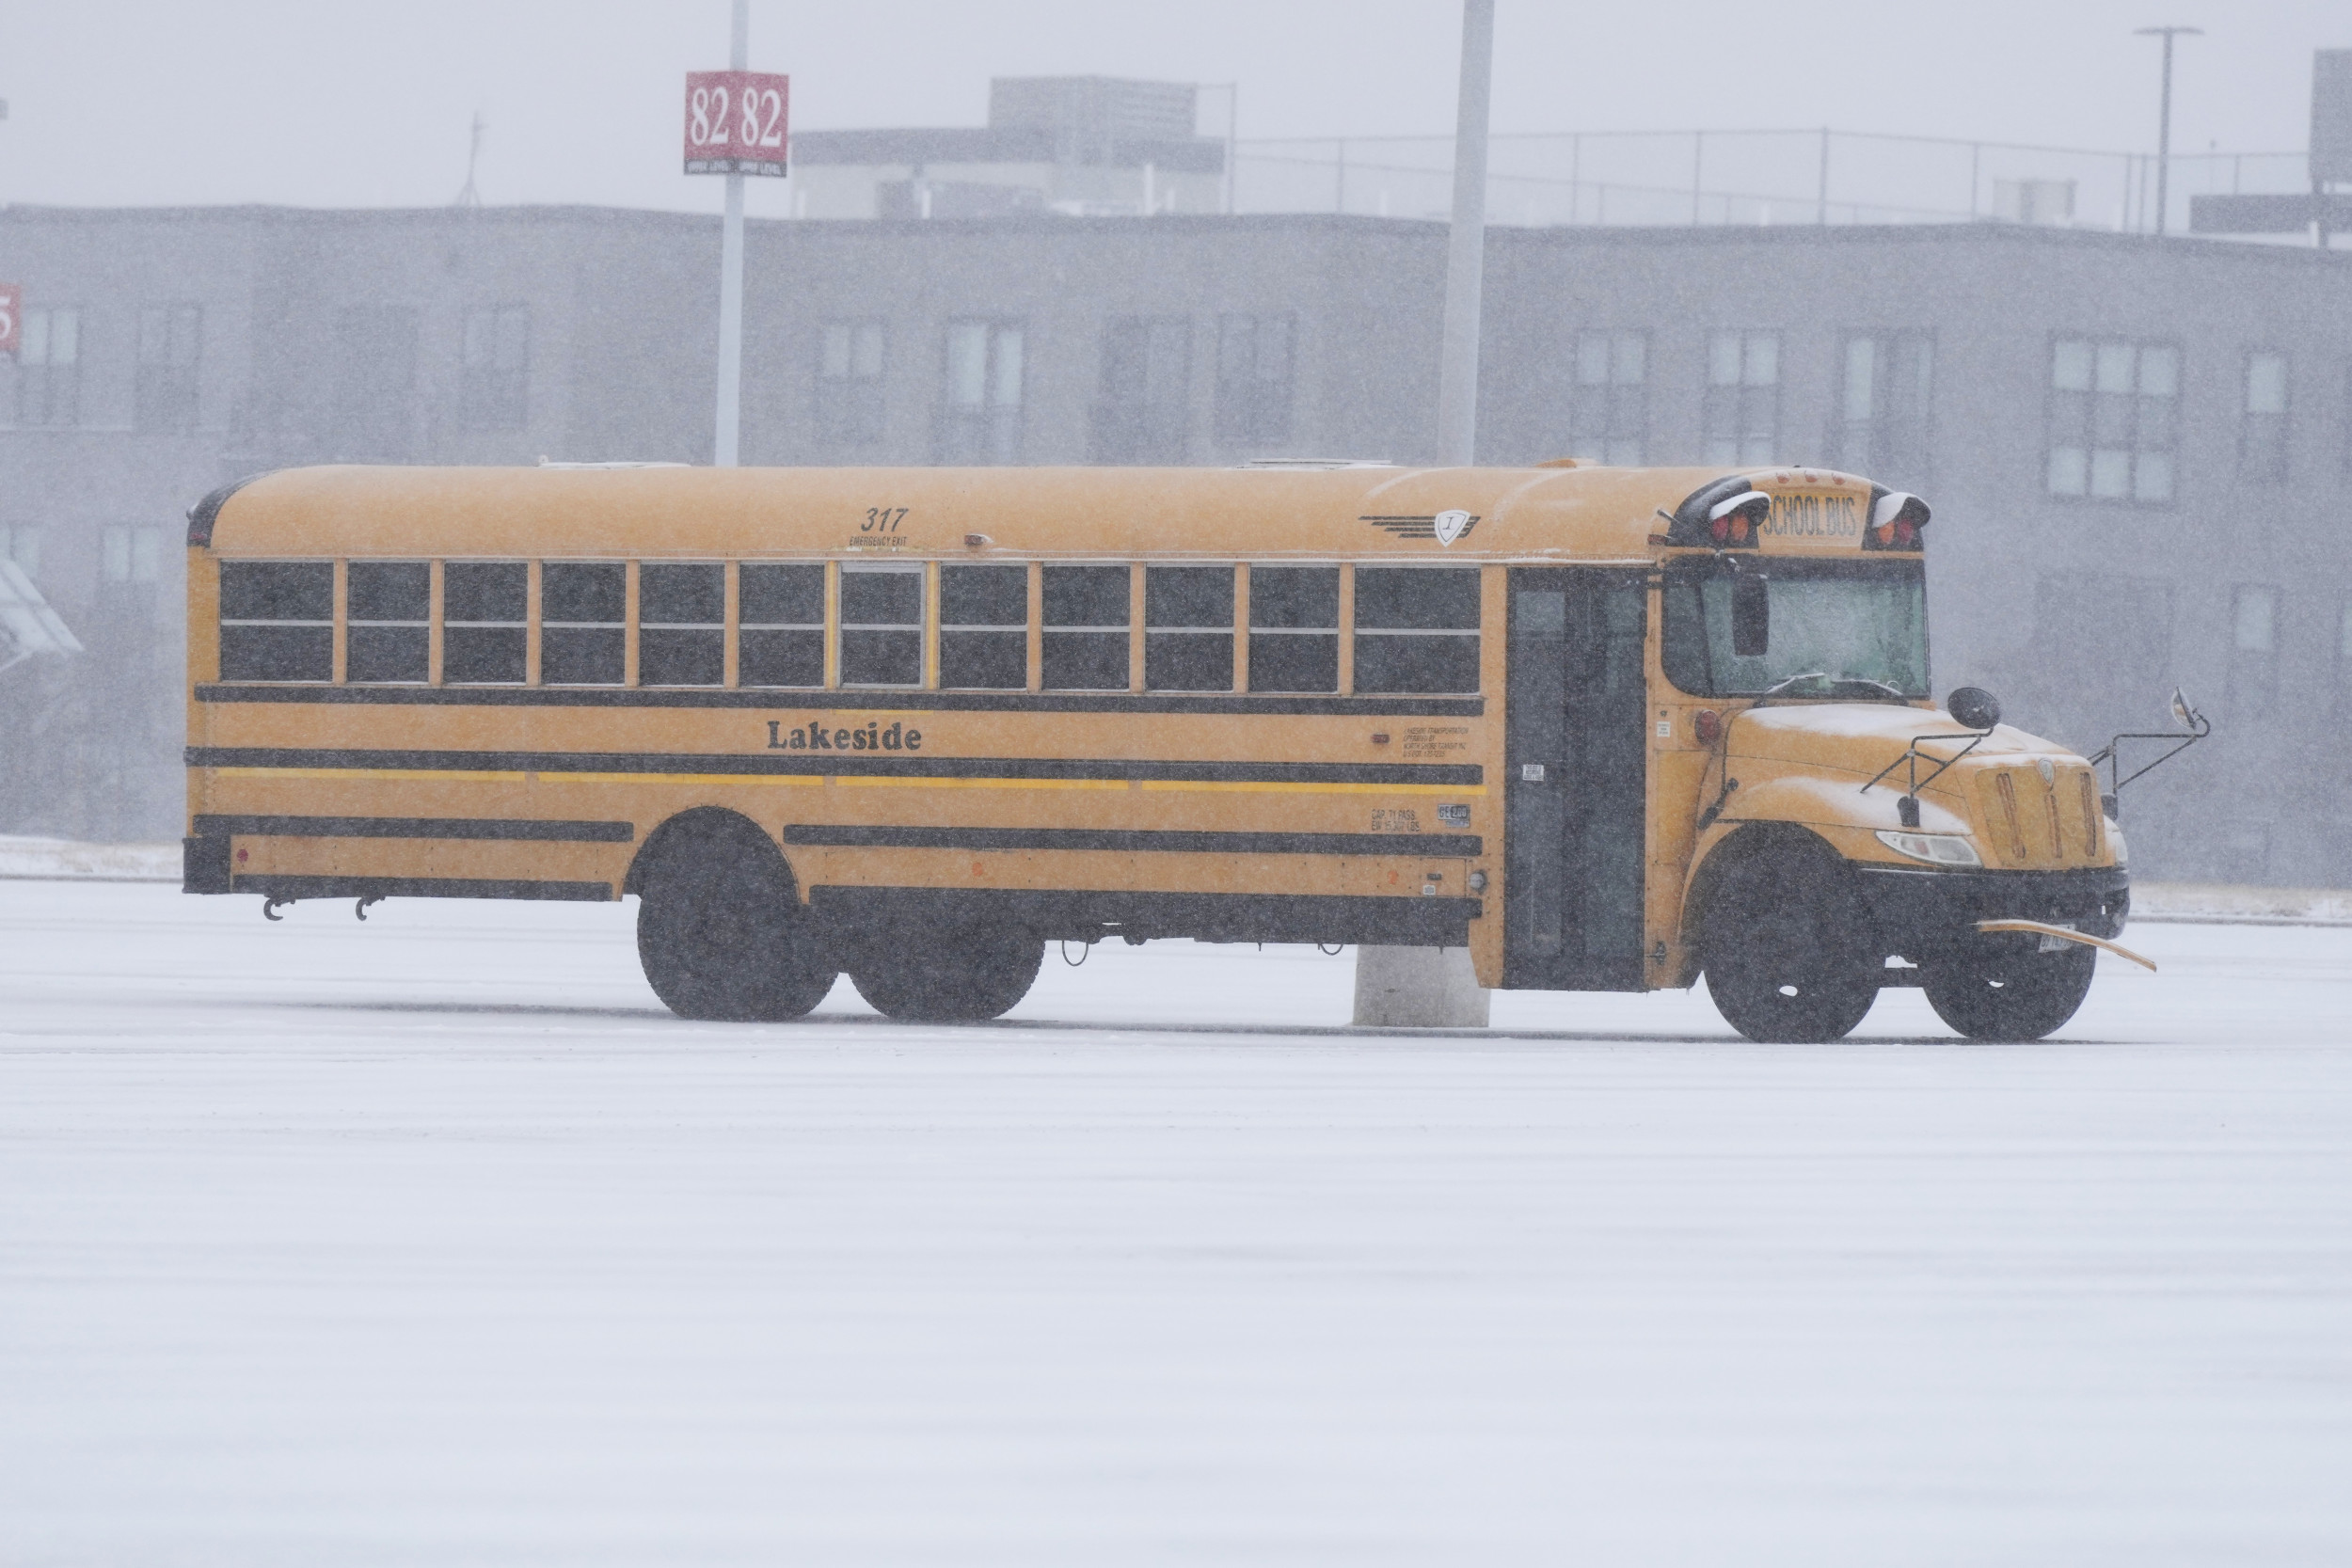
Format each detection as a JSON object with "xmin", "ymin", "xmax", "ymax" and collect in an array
[{"xmin": 0, "ymin": 1, "xmax": 2340, "ymax": 216}]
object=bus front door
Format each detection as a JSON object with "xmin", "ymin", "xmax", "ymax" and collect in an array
[{"xmin": 1502, "ymin": 569, "xmax": 1648, "ymax": 990}]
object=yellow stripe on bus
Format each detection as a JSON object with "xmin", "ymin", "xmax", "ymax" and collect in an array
[
  {"xmin": 204, "ymin": 766, "xmax": 1479, "ymax": 797},
  {"xmin": 210, "ymin": 767, "xmax": 531, "ymax": 784},
  {"xmin": 834, "ymin": 775, "xmax": 1130, "ymax": 790},
  {"xmin": 1140, "ymin": 781, "xmax": 1486, "ymax": 797},
  {"xmin": 561, "ymin": 772, "xmax": 827, "ymax": 786}
]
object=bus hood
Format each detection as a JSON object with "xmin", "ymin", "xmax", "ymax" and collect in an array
[
  {"xmin": 1721, "ymin": 703, "xmax": 2114, "ymax": 870},
  {"xmin": 1726, "ymin": 702, "xmax": 2074, "ymax": 773}
]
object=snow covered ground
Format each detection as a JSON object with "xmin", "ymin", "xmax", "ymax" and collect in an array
[{"xmin": 3, "ymin": 879, "xmax": 2348, "ymax": 1565}]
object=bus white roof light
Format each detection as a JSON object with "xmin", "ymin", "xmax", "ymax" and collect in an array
[{"xmin": 1866, "ymin": 491, "xmax": 1929, "ymax": 551}]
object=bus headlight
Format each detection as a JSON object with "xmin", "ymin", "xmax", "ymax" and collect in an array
[{"xmin": 1875, "ymin": 830, "xmax": 1981, "ymax": 867}]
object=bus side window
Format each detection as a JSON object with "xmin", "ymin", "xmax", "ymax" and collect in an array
[
  {"xmin": 839, "ymin": 562, "xmax": 924, "ymax": 688},
  {"xmin": 1248, "ymin": 565, "xmax": 1339, "ymax": 693},
  {"xmin": 346, "ymin": 561, "xmax": 429, "ymax": 684},
  {"xmin": 639, "ymin": 563, "xmax": 724, "ymax": 687},
  {"xmin": 1041, "ymin": 564, "xmax": 1131, "ymax": 689},
  {"xmin": 541, "ymin": 562, "xmax": 627, "ymax": 686},
  {"xmin": 1352, "ymin": 567, "xmax": 1480, "ymax": 692},
  {"xmin": 739, "ymin": 563, "xmax": 825, "ymax": 688},
  {"xmin": 1145, "ymin": 565, "xmax": 1235, "ymax": 691},
  {"xmin": 218, "ymin": 561, "xmax": 333, "ymax": 683},
  {"xmin": 939, "ymin": 563, "xmax": 1026, "ymax": 689},
  {"xmin": 443, "ymin": 562, "xmax": 528, "ymax": 685}
]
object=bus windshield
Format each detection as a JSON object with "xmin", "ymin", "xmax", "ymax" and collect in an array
[{"xmin": 1661, "ymin": 559, "xmax": 1929, "ymax": 699}]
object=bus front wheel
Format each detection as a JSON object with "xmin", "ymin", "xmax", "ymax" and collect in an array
[
  {"xmin": 635, "ymin": 812, "xmax": 837, "ymax": 1022},
  {"xmin": 1700, "ymin": 845, "xmax": 1880, "ymax": 1044},
  {"xmin": 1921, "ymin": 939, "xmax": 2094, "ymax": 1041},
  {"xmin": 850, "ymin": 923, "xmax": 1044, "ymax": 1023}
]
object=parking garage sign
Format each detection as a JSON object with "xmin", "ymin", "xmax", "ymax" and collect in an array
[{"xmin": 683, "ymin": 71, "xmax": 789, "ymax": 176}]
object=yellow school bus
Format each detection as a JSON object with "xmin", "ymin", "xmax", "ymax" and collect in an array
[{"xmin": 183, "ymin": 460, "xmax": 2129, "ymax": 1041}]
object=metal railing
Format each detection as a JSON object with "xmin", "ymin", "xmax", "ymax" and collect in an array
[{"xmin": 1231, "ymin": 127, "xmax": 2313, "ymax": 235}]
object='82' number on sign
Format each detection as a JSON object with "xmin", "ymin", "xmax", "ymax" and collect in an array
[{"xmin": 689, "ymin": 84, "xmax": 785, "ymax": 150}]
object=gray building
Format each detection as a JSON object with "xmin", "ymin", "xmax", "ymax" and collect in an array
[{"xmin": 2, "ymin": 200, "xmax": 2346, "ymax": 883}]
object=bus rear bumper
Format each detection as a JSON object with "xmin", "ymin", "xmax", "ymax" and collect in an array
[
  {"xmin": 183, "ymin": 832, "xmax": 232, "ymax": 894},
  {"xmin": 1854, "ymin": 864, "xmax": 2130, "ymax": 954}
]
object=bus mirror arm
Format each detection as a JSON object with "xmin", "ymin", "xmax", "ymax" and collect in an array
[
  {"xmin": 2086, "ymin": 689, "xmax": 2211, "ymax": 819},
  {"xmin": 1859, "ymin": 730, "xmax": 1991, "ymax": 824},
  {"xmin": 1695, "ymin": 777, "xmax": 1739, "ymax": 832}
]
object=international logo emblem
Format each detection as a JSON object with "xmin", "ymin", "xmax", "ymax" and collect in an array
[{"xmin": 1363, "ymin": 512, "xmax": 1481, "ymax": 545}]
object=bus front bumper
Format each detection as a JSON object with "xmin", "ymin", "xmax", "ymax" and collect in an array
[{"xmin": 1854, "ymin": 864, "xmax": 2130, "ymax": 955}]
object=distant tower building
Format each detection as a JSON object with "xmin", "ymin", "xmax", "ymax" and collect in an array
[{"xmin": 789, "ymin": 76, "xmax": 1225, "ymax": 219}]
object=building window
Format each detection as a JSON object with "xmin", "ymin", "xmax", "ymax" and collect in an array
[
  {"xmin": 2229, "ymin": 584, "xmax": 2279, "ymax": 718},
  {"xmin": 2239, "ymin": 351, "xmax": 2289, "ymax": 483},
  {"xmin": 2343, "ymin": 362, "xmax": 2352, "ymax": 475},
  {"xmin": 217, "ymin": 561, "xmax": 332, "ymax": 682},
  {"xmin": 101, "ymin": 526, "xmax": 164, "ymax": 585},
  {"xmin": 540, "ymin": 562, "xmax": 626, "ymax": 686},
  {"xmin": 939, "ymin": 320, "xmax": 1024, "ymax": 464},
  {"xmin": 2337, "ymin": 598, "xmax": 2352, "ymax": 714},
  {"xmin": 460, "ymin": 305, "xmax": 530, "ymax": 433},
  {"xmin": 838, "ymin": 562, "xmax": 924, "ymax": 687},
  {"xmin": 639, "ymin": 563, "xmax": 724, "ymax": 687},
  {"xmin": 1568, "ymin": 331, "xmax": 1645, "ymax": 466},
  {"xmin": 333, "ymin": 306, "xmax": 420, "ymax": 461},
  {"xmin": 344, "ymin": 562, "xmax": 430, "ymax": 684},
  {"xmin": 2046, "ymin": 339, "xmax": 2178, "ymax": 504},
  {"xmin": 1247, "ymin": 566, "xmax": 1340, "ymax": 693},
  {"xmin": 1832, "ymin": 332, "xmax": 1934, "ymax": 489},
  {"xmin": 1214, "ymin": 314, "xmax": 1294, "ymax": 446},
  {"xmin": 135, "ymin": 304, "xmax": 202, "ymax": 434},
  {"xmin": 1144, "ymin": 565, "xmax": 1235, "ymax": 691},
  {"xmin": 738, "ymin": 563, "xmax": 825, "ymax": 688},
  {"xmin": 1091, "ymin": 317, "xmax": 1191, "ymax": 465},
  {"xmin": 12, "ymin": 306, "xmax": 81, "ymax": 428},
  {"xmin": 442, "ymin": 562, "xmax": 528, "ymax": 685},
  {"xmin": 0, "ymin": 524, "xmax": 40, "ymax": 582},
  {"xmin": 1041, "ymin": 564, "xmax": 1130, "ymax": 689},
  {"xmin": 817, "ymin": 320, "xmax": 886, "ymax": 448},
  {"xmin": 1704, "ymin": 331, "xmax": 1779, "ymax": 466},
  {"xmin": 1353, "ymin": 567, "xmax": 1481, "ymax": 693},
  {"xmin": 939, "ymin": 563, "xmax": 1027, "ymax": 689}
]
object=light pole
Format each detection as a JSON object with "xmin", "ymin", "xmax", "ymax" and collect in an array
[
  {"xmin": 1352, "ymin": 0, "xmax": 1495, "ymax": 1031},
  {"xmin": 2135, "ymin": 25, "xmax": 2202, "ymax": 236},
  {"xmin": 715, "ymin": 0, "xmax": 749, "ymax": 466},
  {"xmin": 1190, "ymin": 82, "xmax": 1239, "ymax": 215}
]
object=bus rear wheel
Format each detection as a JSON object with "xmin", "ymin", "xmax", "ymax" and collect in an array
[
  {"xmin": 635, "ymin": 811, "xmax": 837, "ymax": 1022},
  {"xmin": 1921, "ymin": 939, "xmax": 2094, "ymax": 1041},
  {"xmin": 850, "ymin": 922, "xmax": 1044, "ymax": 1023},
  {"xmin": 1700, "ymin": 845, "xmax": 1880, "ymax": 1044}
]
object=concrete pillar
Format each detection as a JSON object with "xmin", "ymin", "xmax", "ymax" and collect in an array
[
  {"xmin": 1352, "ymin": 0, "xmax": 1496, "ymax": 1030},
  {"xmin": 1353, "ymin": 946, "xmax": 1492, "ymax": 1028}
]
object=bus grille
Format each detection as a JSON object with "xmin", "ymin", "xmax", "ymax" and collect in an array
[{"xmin": 1978, "ymin": 764, "xmax": 2103, "ymax": 868}]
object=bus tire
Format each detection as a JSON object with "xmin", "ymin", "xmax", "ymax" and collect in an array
[
  {"xmin": 850, "ymin": 922, "xmax": 1044, "ymax": 1023},
  {"xmin": 634, "ymin": 810, "xmax": 836, "ymax": 1022},
  {"xmin": 1699, "ymin": 840, "xmax": 1880, "ymax": 1044},
  {"xmin": 1921, "ymin": 939, "xmax": 2094, "ymax": 1041}
]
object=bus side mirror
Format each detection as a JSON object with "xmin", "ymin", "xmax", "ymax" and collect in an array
[
  {"xmin": 1731, "ymin": 575, "xmax": 1769, "ymax": 657},
  {"xmin": 1948, "ymin": 687, "xmax": 2001, "ymax": 731}
]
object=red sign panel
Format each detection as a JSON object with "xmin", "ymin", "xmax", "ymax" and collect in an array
[
  {"xmin": 0, "ymin": 284, "xmax": 18, "ymax": 357},
  {"xmin": 684, "ymin": 71, "xmax": 789, "ymax": 177}
]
